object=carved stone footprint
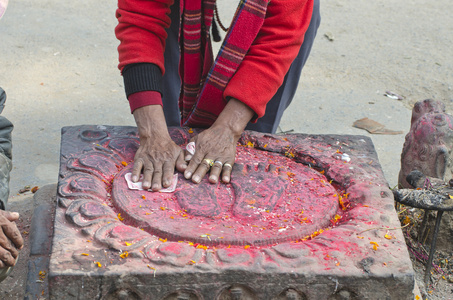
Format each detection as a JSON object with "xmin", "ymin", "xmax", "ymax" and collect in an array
[
  {"xmin": 231, "ymin": 163, "xmax": 289, "ymax": 219},
  {"xmin": 175, "ymin": 176, "xmax": 221, "ymax": 217}
]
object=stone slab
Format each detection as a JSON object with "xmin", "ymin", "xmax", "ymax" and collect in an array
[
  {"xmin": 25, "ymin": 184, "xmax": 57, "ymax": 300},
  {"xmin": 24, "ymin": 256, "xmax": 49, "ymax": 300},
  {"xmin": 49, "ymin": 126, "xmax": 415, "ymax": 299},
  {"xmin": 29, "ymin": 203, "xmax": 54, "ymax": 256}
]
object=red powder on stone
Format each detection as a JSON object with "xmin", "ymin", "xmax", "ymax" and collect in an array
[{"xmin": 112, "ymin": 147, "xmax": 343, "ymax": 247}]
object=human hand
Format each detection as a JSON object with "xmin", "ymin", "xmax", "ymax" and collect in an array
[
  {"xmin": 132, "ymin": 105, "xmax": 187, "ymax": 191},
  {"xmin": 0, "ymin": 210, "xmax": 23, "ymax": 268},
  {"xmin": 184, "ymin": 126, "xmax": 237, "ymax": 184},
  {"xmin": 184, "ymin": 98, "xmax": 255, "ymax": 184}
]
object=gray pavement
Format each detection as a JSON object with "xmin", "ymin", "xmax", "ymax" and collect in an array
[{"xmin": 1, "ymin": 0, "xmax": 133, "ymax": 195}]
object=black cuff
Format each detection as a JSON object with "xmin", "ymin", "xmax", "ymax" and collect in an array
[{"xmin": 122, "ymin": 63, "xmax": 163, "ymax": 98}]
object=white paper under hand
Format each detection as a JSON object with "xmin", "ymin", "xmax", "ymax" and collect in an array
[{"xmin": 124, "ymin": 173, "xmax": 178, "ymax": 193}]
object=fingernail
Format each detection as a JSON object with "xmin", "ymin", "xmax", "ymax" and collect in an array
[
  {"xmin": 143, "ymin": 181, "xmax": 150, "ymax": 188},
  {"xmin": 193, "ymin": 175, "xmax": 200, "ymax": 183},
  {"xmin": 11, "ymin": 212, "xmax": 19, "ymax": 218},
  {"xmin": 223, "ymin": 176, "xmax": 229, "ymax": 183},
  {"xmin": 185, "ymin": 171, "xmax": 192, "ymax": 179},
  {"xmin": 132, "ymin": 175, "xmax": 138, "ymax": 182},
  {"xmin": 209, "ymin": 176, "xmax": 217, "ymax": 183}
]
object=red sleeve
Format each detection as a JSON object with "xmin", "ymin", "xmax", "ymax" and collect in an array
[
  {"xmin": 128, "ymin": 91, "xmax": 163, "ymax": 113},
  {"xmin": 115, "ymin": 0, "xmax": 174, "ymax": 74},
  {"xmin": 224, "ymin": 0, "xmax": 314, "ymax": 119}
]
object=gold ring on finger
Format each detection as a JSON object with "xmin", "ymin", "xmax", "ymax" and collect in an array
[
  {"xmin": 214, "ymin": 160, "xmax": 223, "ymax": 167},
  {"xmin": 223, "ymin": 163, "xmax": 233, "ymax": 169},
  {"xmin": 204, "ymin": 158, "xmax": 214, "ymax": 167}
]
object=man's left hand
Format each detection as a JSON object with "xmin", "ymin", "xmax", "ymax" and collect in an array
[
  {"xmin": 184, "ymin": 125, "xmax": 237, "ymax": 184},
  {"xmin": 0, "ymin": 210, "xmax": 23, "ymax": 268}
]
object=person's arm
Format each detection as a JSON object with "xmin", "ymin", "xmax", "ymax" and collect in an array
[
  {"xmin": 116, "ymin": 0, "xmax": 173, "ymax": 111},
  {"xmin": 184, "ymin": 98, "xmax": 255, "ymax": 184},
  {"xmin": 0, "ymin": 113, "xmax": 13, "ymax": 210},
  {"xmin": 224, "ymin": 0, "xmax": 314, "ymax": 120},
  {"xmin": 132, "ymin": 105, "xmax": 186, "ymax": 191},
  {"xmin": 116, "ymin": 0, "xmax": 186, "ymax": 191},
  {"xmin": 0, "ymin": 89, "xmax": 22, "ymax": 268},
  {"xmin": 183, "ymin": 1, "xmax": 314, "ymax": 183},
  {"xmin": 115, "ymin": 0, "xmax": 173, "ymax": 73}
]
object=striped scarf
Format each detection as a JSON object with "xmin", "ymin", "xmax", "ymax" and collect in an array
[{"xmin": 179, "ymin": 0, "xmax": 269, "ymax": 127}]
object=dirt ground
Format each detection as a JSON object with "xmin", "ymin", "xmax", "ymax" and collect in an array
[
  {"xmin": 303, "ymin": 0, "xmax": 453, "ymax": 114},
  {"xmin": 1, "ymin": 0, "xmax": 453, "ymax": 299},
  {"xmin": 1, "ymin": 193, "xmax": 33, "ymax": 299},
  {"xmin": 397, "ymin": 207, "xmax": 453, "ymax": 300}
]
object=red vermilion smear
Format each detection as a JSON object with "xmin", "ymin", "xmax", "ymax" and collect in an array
[{"xmin": 112, "ymin": 147, "xmax": 340, "ymax": 247}]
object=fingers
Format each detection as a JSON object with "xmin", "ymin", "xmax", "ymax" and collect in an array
[
  {"xmin": 184, "ymin": 141, "xmax": 195, "ymax": 162},
  {"xmin": 186, "ymin": 156, "xmax": 213, "ymax": 184},
  {"xmin": 150, "ymin": 169, "xmax": 163, "ymax": 191},
  {"xmin": 0, "ymin": 211, "xmax": 19, "ymax": 222},
  {"xmin": 0, "ymin": 247, "xmax": 16, "ymax": 267},
  {"xmin": 131, "ymin": 158, "xmax": 144, "ymax": 183},
  {"xmin": 132, "ymin": 138, "xmax": 183, "ymax": 191},
  {"xmin": 2, "ymin": 222, "xmax": 23, "ymax": 250},
  {"xmin": 183, "ymin": 131, "xmax": 236, "ymax": 184},
  {"xmin": 208, "ymin": 161, "xmax": 223, "ymax": 183},
  {"xmin": 221, "ymin": 162, "xmax": 234, "ymax": 183},
  {"xmin": 133, "ymin": 157, "xmax": 159, "ymax": 190},
  {"xmin": 142, "ymin": 163, "xmax": 154, "ymax": 190},
  {"xmin": 208, "ymin": 160, "xmax": 235, "ymax": 183},
  {"xmin": 132, "ymin": 157, "xmax": 164, "ymax": 191},
  {"xmin": 183, "ymin": 140, "xmax": 197, "ymax": 180},
  {"xmin": 186, "ymin": 156, "xmax": 234, "ymax": 184},
  {"xmin": 162, "ymin": 160, "xmax": 176, "ymax": 188},
  {"xmin": 0, "ymin": 239, "xmax": 19, "ymax": 261},
  {"xmin": 175, "ymin": 151, "xmax": 187, "ymax": 173},
  {"xmin": 183, "ymin": 152, "xmax": 198, "ymax": 181},
  {"xmin": 184, "ymin": 153, "xmax": 193, "ymax": 162},
  {"xmin": 0, "ymin": 224, "xmax": 21, "ymax": 267}
]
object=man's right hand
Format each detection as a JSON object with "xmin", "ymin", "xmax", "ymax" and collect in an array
[
  {"xmin": 0, "ymin": 210, "xmax": 23, "ymax": 268},
  {"xmin": 132, "ymin": 105, "xmax": 187, "ymax": 191}
]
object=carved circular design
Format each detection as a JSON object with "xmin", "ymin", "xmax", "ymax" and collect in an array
[
  {"xmin": 104, "ymin": 289, "xmax": 141, "ymax": 300},
  {"xmin": 79, "ymin": 129, "xmax": 108, "ymax": 141},
  {"xmin": 162, "ymin": 291, "xmax": 200, "ymax": 300},
  {"xmin": 217, "ymin": 285, "xmax": 257, "ymax": 300},
  {"xmin": 112, "ymin": 146, "xmax": 339, "ymax": 246},
  {"xmin": 276, "ymin": 288, "xmax": 307, "ymax": 300}
]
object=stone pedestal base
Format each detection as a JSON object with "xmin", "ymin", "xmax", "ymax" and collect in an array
[{"xmin": 49, "ymin": 126, "xmax": 414, "ymax": 299}]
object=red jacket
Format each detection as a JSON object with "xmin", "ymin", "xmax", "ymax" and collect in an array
[{"xmin": 116, "ymin": 0, "xmax": 313, "ymax": 119}]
